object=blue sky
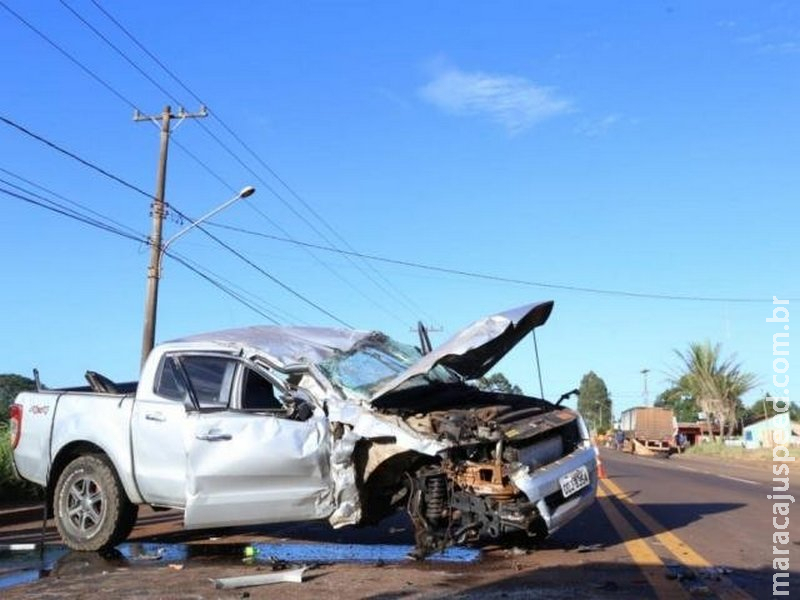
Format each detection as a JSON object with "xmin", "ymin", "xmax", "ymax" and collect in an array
[{"xmin": 1, "ymin": 1, "xmax": 797, "ymax": 416}]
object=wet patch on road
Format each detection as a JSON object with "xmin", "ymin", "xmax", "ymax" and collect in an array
[{"xmin": 0, "ymin": 540, "xmax": 480, "ymax": 592}]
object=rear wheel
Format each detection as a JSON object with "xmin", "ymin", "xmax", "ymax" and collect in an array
[{"xmin": 54, "ymin": 454, "xmax": 138, "ymax": 551}]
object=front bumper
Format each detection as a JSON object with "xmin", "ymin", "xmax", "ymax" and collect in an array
[{"xmin": 510, "ymin": 444, "xmax": 597, "ymax": 534}]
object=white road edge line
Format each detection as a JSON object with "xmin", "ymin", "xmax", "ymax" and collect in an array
[
  {"xmin": 717, "ymin": 474, "xmax": 759, "ymax": 485},
  {"xmin": 668, "ymin": 464, "xmax": 759, "ymax": 485},
  {"xmin": 616, "ymin": 454, "xmax": 762, "ymax": 486}
]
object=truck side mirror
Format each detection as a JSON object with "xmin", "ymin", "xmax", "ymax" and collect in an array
[{"xmin": 285, "ymin": 392, "xmax": 314, "ymax": 421}]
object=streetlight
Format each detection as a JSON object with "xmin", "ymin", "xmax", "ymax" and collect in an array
[
  {"xmin": 140, "ymin": 186, "xmax": 256, "ymax": 367},
  {"xmin": 640, "ymin": 368, "xmax": 650, "ymax": 406}
]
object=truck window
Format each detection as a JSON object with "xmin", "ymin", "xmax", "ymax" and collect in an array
[
  {"xmin": 181, "ymin": 356, "xmax": 236, "ymax": 409},
  {"xmin": 154, "ymin": 356, "xmax": 189, "ymax": 402},
  {"xmin": 241, "ymin": 368, "xmax": 283, "ymax": 411}
]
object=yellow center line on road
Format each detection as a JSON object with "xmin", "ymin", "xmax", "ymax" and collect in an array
[
  {"xmin": 596, "ymin": 483, "xmax": 689, "ymax": 599},
  {"xmin": 600, "ymin": 477, "xmax": 755, "ymax": 600}
]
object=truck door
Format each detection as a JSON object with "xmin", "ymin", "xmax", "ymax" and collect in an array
[
  {"xmin": 130, "ymin": 354, "xmax": 195, "ymax": 507},
  {"xmin": 182, "ymin": 358, "xmax": 332, "ymax": 529}
]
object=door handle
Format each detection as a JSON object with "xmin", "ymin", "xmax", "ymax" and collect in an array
[
  {"xmin": 145, "ymin": 412, "xmax": 166, "ymax": 422},
  {"xmin": 196, "ymin": 432, "xmax": 232, "ymax": 442}
]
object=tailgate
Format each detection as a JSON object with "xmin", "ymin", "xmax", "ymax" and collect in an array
[{"xmin": 11, "ymin": 392, "xmax": 60, "ymax": 486}]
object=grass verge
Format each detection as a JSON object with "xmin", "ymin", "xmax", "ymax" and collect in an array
[
  {"xmin": 685, "ymin": 442, "xmax": 800, "ymax": 461},
  {"xmin": 0, "ymin": 423, "xmax": 43, "ymax": 503}
]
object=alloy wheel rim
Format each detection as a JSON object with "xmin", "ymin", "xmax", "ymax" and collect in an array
[{"xmin": 64, "ymin": 475, "xmax": 105, "ymax": 537}]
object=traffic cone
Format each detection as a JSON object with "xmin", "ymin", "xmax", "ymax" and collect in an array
[{"xmin": 596, "ymin": 453, "xmax": 608, "ymax": 480}]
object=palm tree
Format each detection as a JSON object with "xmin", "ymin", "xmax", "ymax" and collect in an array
[{"xmin": 671, "ymin": 342, "xmax": 757, "ymax": 442}]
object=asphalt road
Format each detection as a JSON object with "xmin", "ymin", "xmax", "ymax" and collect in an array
[
  {"xmin": 0, "ymin": 449, "xmax": 796, "ymax": 598},
  {"xmin": 597, "ymin": 449, "xmax": 799, "ymax": 598}
]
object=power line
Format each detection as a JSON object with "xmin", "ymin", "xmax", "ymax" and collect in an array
[
  {"xmin": 166, "ymin": 251, "xmax": 307, "ymax": 325},
  {"xmin": 0, "ymin": 175, "xmax": 117, "ymax": 235},
  {"xmin": 0, "ymin": 166, "xmax": 143, "ymax": 238},
  {"xmin": 166, "ymin": 136, "xmax": 407, "ymax": 324},
  {"xmin": 166, "ymin": 253, "xmax": 282, "ymax": 326},
  {"xmin": 246, "ymin": 201, "xmax": 410, "ymax": 325},
  {"xmin": 1, "ymin": 0, "xmax": 349, "ymax": 329},
  {"xmin": 0, "ymin": 1, "xmax": 140, "ymax": 113},
  {"xmin": 1, "ymin": 182, "xmax": 289, "ymax": 324},
  {"xmin": 190, "ymin": 223, "xmax": 353, "ymax": 328},
  {"xmin": 171, "ymin": 119, "xmax": 411, "ymax": 324},
  {"xmin": 203, "ymin": 117, "xmax": 430, "ymax": 321},
  {"xmin": 9, "ymin": 1, "xmax": 781, "ymax": 311},
  {"xmin": 2, "ymin": 106, "xmax": 782, "ymax": 307},
  {"xmin": 59, "ymin": 0, "xmax": 178, "ymax": 104},
  {"xmin": 208, "ymin": 222, "xmax": 791, "ymax": 304},
  {"xmin": 0, "ymin": 185, "xmax": 147, "ymax": 244},
  {"xmin": 87, "ymin": 0, "xmax": 429, "ymax": 322},
  {"xmin": 0, "ymin": 115, "xmax": 153, "ymax": 201},
  {"xmin": 61, "ymin": 0, "xmax": 404, "ymax": 325},
  {"xmin": 0, "ymin": 111, "xmax": 347, "ymax": 326}
]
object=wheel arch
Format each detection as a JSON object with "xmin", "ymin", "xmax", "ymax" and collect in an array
[
  {"xmin": 47, "ymin": 441, "xmax": 134, "ymax": 518},
  {"xmin": 354, "ymin": 439, "xmax": 440, "ymax": 524}
]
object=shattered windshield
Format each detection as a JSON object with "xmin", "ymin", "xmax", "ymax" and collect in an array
[{"xmin": 319, "ymin": 334, "xmax": 459, "ymax": 398}]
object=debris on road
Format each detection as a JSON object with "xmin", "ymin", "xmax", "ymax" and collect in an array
[
  {"xmin": 131, "ymin": 547, "xmax": 164, "ymax": 562},
  {"xmin": 688, "ymin": 584, "xmax": 713, "ymax": 597},
  {"xmin": 592, "ymin": 580, "xmax": 619, "ymax": 592},
  {"xmin": 697, "ymin": 566, "xmax": 732, "ymax": 580},
  {"xmin": 576, "ymin": 543, "xmax": 604, "ymax": 553},
  {"xmin": 0, "ymin": 544, "xmax": 36, "ymax": 552},
  {"xmin": 212, "ymin": 566, "xmax": 308, "ymax": 589}
]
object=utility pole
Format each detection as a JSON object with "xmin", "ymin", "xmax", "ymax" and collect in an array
[{"xmin": 137, "ymin": 105, "xmax": 207, "ymax": 368}]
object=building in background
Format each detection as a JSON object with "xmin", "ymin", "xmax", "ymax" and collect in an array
[{"xmin": 742, "ymin": 414, "xmax": 799, "ymax": 449}]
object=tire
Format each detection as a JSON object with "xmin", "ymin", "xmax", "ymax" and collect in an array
[{"xmin": 53, "ymin": 454, "xmax": 138, "ymax": 551}]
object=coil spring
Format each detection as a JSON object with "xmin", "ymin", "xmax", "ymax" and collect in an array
[{"xmin": 424, "ymin": 474, "xmax": 447, "ymax": 521}]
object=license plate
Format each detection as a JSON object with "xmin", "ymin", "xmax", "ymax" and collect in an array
[{"xmin": 559, "ymin": 465, "xmax": 590, "ymax": 498}]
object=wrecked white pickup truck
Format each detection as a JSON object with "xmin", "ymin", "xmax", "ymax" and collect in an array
[{"xmin": 9, "ymin": 301, "xmax": 597, "ymax": 556}]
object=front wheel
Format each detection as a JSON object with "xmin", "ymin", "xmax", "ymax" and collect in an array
[{"xmin": 53, "ymin": 454, "xmax": 138, "ymax": 551}]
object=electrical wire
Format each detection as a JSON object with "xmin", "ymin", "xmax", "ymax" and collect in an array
[
  {"xmin": 167, "ymin": 138, "xmax": 406, "ymax": 324},
  {"xmin": 166, "ymin": 251, "xmax": 308, "ymax": 325},
  {"xmin": 208, "ymin": 221, "xmax": 792, "ymax": 303},
  {"xmin": 2, "ymin": 108, "xmax": 782, "ymax": 306},
  {"xmin": 0, "ymin": 166, "xmax": 143, "ymax": 238},
  {"xmin": 7, "ymin": 4, "xmax": 785, "ymax": 307},
  {"xmin": 0, "ymin": 1, "xmax": 140, "ymax": 113},
  {"xmin": 0, "ymin": 176, "xmax": 134, "ymax": 240},
  {"xmin": 188, "ymin": 223, "xmax": 353, "ymax": 328},
  {"xmin": 0, "ymin": 185, "xmax": 147, "ymax": 244},
  {"xmin": 87, "ymin": 0, "xmax": 430, "ymax": 322},
  {"xmin": 0, "ymin": 110, "xmax": 349, "ymax": 325},
  {"xmin": 1, "ymin": 183, "xmax": 292, "ymax": 324},
  {"xmin": 58, "ymin": 0, "xmax": 178, "ymax": 104},
  {"xmin": 58, "ymin": 0, "xmax": 407, "ymax": 325},
  {"xmin": 165, "ymin": 252, "xmax": 282, "ymax": 326},
  {"xmin": 0, "ymin": 115, "xmax": 153, "ymax": 201}
]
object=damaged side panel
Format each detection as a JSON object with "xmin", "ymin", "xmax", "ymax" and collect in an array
[{"xmin": 184, "ymin": 410, "xmax": 333, "ymax": 529}]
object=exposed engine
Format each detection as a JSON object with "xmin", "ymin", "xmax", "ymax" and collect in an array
[{"xmin": 391, "ymin": 392, "xmax": 584, "ymax": 558}]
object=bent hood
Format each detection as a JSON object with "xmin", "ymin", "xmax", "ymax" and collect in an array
[{"xmin": 370, "ymin": 301, "xmax": 554, "ymax": 400}]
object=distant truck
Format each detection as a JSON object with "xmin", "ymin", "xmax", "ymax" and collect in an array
[{"xmin": 619, "ymin": 407, "xmax": 675, "ymax": 456}]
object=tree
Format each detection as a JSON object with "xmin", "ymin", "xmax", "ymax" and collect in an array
[
  {"xmin": 740, "ymin": 394, "xmax": 800, "ymax": 424},
  {"xmin": 475, "ymin": 372, "xmax": 522, "ymax": 395},
  {"xmin": 0, "ymin": 374, "xmax": 36, "ymax": 421},
  {"xmin": 654, "ymin": 376, "xmax": 699, "ymax": 422},
  {"xmin": 670, "ymin": 342, "xmax": 757, "ymax": 441},
  {"xmin": 578, "ymin": 371, "xmax": 612, "ymax": 433}
]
